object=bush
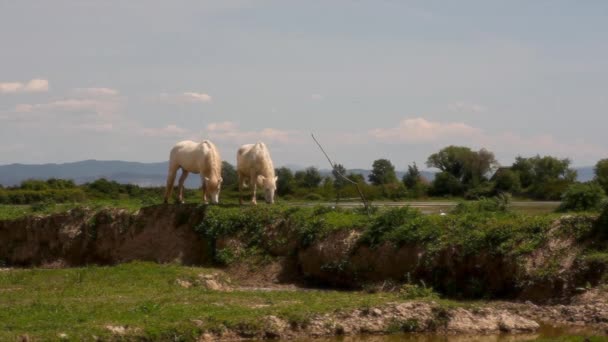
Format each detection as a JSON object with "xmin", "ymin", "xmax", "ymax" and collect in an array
[
  {"xmin": 464, "ymin": 182, "xmax": 494, "ymax": 200},
  {"xmin": 558, "ymin": 182, "xmax": 606, "ymax": 212},
  {"xmin": 451, "ymin": 194, "xmax": 512, "ymax": 214},
  {"xmin": 305, "ymin": 193, "xmax": 324, "ymax": 201},
  {"xmin": 0, "ymin": 189, "xmax": 86, "ymax": 204},
  {"xmin": 399, "ymin": 283, "xmax": 439, "ymax": 300}
]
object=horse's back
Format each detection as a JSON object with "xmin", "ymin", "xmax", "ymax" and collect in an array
[
  {"xmin": 168, "ymin": 140, "xmax": 205, "ymax": 172},
  {"xmin": 237, "ymin": 142, "xmax": 272, "ymax": 174}
]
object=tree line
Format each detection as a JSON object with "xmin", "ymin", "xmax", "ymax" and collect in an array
[{"xmin": 1, "ymin": 145, "xmax": 607, "ymax": 206}]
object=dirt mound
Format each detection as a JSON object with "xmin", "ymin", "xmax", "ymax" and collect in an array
[{"xmin": 0, "ymin": 204, "xmax": 210, "ymax": 267}]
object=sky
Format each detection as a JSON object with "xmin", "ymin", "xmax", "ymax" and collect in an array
[{"xmin": 1, "ymin": 0, "xmax": 607, "ymax": 170}]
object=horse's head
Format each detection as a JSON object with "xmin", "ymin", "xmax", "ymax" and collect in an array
[
  {"xmin": 257, "ymin": 175, "xmax": 278, "ymax": 204},
  {"xmin": 204, "ymin": 176, "xmax": 223, "ymax": 204}
]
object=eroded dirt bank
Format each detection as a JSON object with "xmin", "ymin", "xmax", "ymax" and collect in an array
[
  {"xmin": 0, "ymin": 204, "xmax": 210, "ymax": 266},
  {"xmin": 0, "ymin": 204, "xmax": 606, "ymax": 303}
]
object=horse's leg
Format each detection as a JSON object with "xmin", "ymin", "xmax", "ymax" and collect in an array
[
  {"xmin": 177, "ymin": 170, "xmax": 189, "ymax": 204},
  {"xmin": 164, "ymin": 164, "xmax": 179, "ymax": 204},
  {"xmin": 250, "ymin": 171, "xmax": 257, "ymax": 205},
  {"xmin": 238, "ymin": 173, "xmax": 244, "ymax": 205},
  {"xmin": 200, "ymin": 174, "xmax": 208, "ymax": 204}
]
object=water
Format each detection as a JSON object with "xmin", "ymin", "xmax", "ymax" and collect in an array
[{"xmin": 279, "ymin": 325, "xmax": 606, "ymax": 342}]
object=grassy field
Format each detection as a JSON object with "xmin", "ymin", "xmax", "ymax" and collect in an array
[{"xmin": 0, "ymin": 262, "xmax": 403, "ymax": 341}]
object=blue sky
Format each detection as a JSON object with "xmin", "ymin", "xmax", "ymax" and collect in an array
[{"xmin": 1, "ymin": 1, "xmax": 606, "ymax": 169}]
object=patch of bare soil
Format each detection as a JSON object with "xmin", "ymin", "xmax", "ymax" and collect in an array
[
  {"xmin": 200, "ymin": 301, "xmax": 539, "ymax": 340},
  {"xmin": 496, "ymin": 288, "xmax": 608, "ymax": 333}
]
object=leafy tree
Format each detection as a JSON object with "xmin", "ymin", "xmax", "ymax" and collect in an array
[
  {"xmin": 221, "ymin": 161, "xmax": 238, "ymax": 188},
  {"xmin": 332, "ymin": 164, "xmax": 348, "ymax": 190},
  {"xmin": 275, "ymin": 167, "xmax": 295, "ymax": 196},
  {"xmin": 295, "ymin": 167, "xmax": 322, "ymax": 188},
  {"xmin": 492, "ymin": 168, "xmax": 521, "ymax": 194},
  {"xmin": 402, "ymin": 163, "xmax": 422, "ymax": 189},
  {"xmin": 368, "ymin": 159, "xmax": 398, "ymax": 185},
  {"xmin": 426, "ymin": 146, "xmax": 498, "ymax": 187},
  {"xmin": 347, "ymin": 173, "xmax": 365, "ymax": 184},
  {"xmin": 512, "ymin": 155, "xmax": 577, "ymax": 199},
  {"xmin": 429, "ymin": 172, "xmax": 463, "ymax": 196},
  {"xmin": 511, "ymin": 157, "xmax": 534, "ymax": 188},
  {"xmin": 559, "ymin": 182, "xmax": 606, "ymax": 212},
  {"xmin": 402, "ymin": 162, "xmax": 428, "ymax": 198},
  {"xmin": 595, "ymin": 159, "xmax": 608, "ymax": 194}
]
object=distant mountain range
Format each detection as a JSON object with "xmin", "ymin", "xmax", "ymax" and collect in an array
[{"xmin": 0, "ymin": 160, "xmax": 595, "ymax": 188}]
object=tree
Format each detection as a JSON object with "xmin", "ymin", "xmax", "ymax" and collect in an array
[
  {"xmin": 492, "ymin": 168, "xmax": 521, "ymax": 194},
  {"xmin": 402, "ymin": 162, "xmax": 428, "ymax": 198},
  {"xmin": 347, "ymin": 173, "xmax": 365, "ymax": 184},
  {"xmin": 512, "ymin": 155, "xmax": 577, "ymax": 199},
  {"xmin": 295, "ymin": 167, "xmax": 322, "ymax": 188},
  {"xmin": 368, "ymin": 159, "xmax": 398, "ymax": 185},
  {"xmin": 402, "ymin": 163, "xmax": 421, "ymax": 189},
  {"xmin": 275, "ymin": 167, "xmax": 295, "ymax": 196},
  {"xmin": 429, "ymin": 172, "xmax": 463, "ymax": 196},
  {"xmin": 332, "ymin": 164, "xmax": 348, "ymax": 190},
  {"xmin": 511, "ymin": 157, "xmax": 534, "ymax": 188},
  {"xmin": 221, "ymin": 161, "xmax": 238, "ymax": 188},
  {"xmin": 595, "ymin": 159, "xmax": 608, "ymax": 194},
  {"xmin": 426, "ymin": 146, "xmax": 498, "ymax": 187}
]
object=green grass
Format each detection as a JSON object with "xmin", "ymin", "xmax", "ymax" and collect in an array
[
  {"xmin": 0, "ymin": 262, "xmax": 402, "ymax": 341},
  {"xmin": 0, "ymin": 199, "xmax": 145, "ymax": 221}
]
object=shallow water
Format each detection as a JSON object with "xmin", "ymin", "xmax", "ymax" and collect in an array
[{"xmin": 278, "ymin": 324, "xmax": 606, "ymax": 341}]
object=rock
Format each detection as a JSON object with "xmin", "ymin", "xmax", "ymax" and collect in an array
[
  {"xmin": 176, "ymin": 279, "xmax": 192, "ymax": 288},
  {"xmin": 105, "ymin": 325, "xmax": 127, "ymax": 335}
]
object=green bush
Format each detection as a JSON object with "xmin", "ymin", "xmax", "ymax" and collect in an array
[
  {"xmin": 558, "ymin": 182, "xmax": 606, "ymax": 212},
  {"xmin": 0, "ymin": 189, "xmax": 86, "ymax": 204},
  {"xmin": 304, "ymin": 193, "xmax": 323, "ymax": 201},
  {"xmin": 452, "ymin": 194, "xmax": 512, "ymax": 214}
]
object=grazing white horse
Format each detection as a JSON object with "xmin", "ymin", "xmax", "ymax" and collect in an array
[
  {"xmin": 237, "ymin": 142, "xmax": 278, "ymax": 204},
  {"xmin": 164, "ymin": 140, "xmax": 223, "ymax": 204}
]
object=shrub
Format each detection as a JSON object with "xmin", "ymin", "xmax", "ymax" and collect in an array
[
  {"xmin": 304, "ymin": 193, "xmax": 323, "ymax": 201},
  {"xmin": 558, "ymin": 182, "xmax": 606, "ymax": 212},
  {"xmin": 451, "ymin": 194, "xmax": 512, "ymax": 214},
  {"xmin": 399, "ymin": 283, "xmax": 439, "ymax": 300}
]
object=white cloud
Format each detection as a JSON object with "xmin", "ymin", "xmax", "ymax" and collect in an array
[
  {"xmin": 205, "ymin": 121, "xmax": 301, "ymax": 144},
  {"xmin": 141, "ymin": 124, "xmax": 190, "ymax": 137},
  {"xmin": 311, "ymin": 94, "xmax": 324, "ymax": 101},
  {"xmin": 0, "ymin": 79, "xmax": 49, "ymax": 93},
  {"xmin": 369, "ymin": 117, "xmax": 482, "ymax": 143},
  {"xmin": 23, "ymin": 79, "xmax": 49, "ymax": 92},
  {"xmin": 0, "ymin": 82, "xmax": 23, "ymax": 93},
  {"xmin": 448, "ymin": 102, "xmax": 487, "ymax": 113},
  {"xmin": 367, "ymin": 117, "xmax": 606, "ymax": 162},
  {"xmin": 72, "ymin": 87, "xmax": 119, "ymax": 96},
  {"xmin": 160, "ymin": 92, "xmax": 212, "ymax": 104}
]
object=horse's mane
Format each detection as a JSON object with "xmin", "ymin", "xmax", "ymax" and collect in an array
[
  {"xmin": 202, "ymin": 140, "xmax": 222, "ymax": 180},
  {"xmin": 256, "ymin": 142, "xmax": 275, "ymax": 179}
]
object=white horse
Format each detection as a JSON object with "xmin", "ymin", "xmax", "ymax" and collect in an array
[
  {"xmin": 237, "ymin": 142, "xmax": 278, "ymax": 204},
  {"xmin": 164, "ymin": 140, "xmax": 223, "ymax": 204}
]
